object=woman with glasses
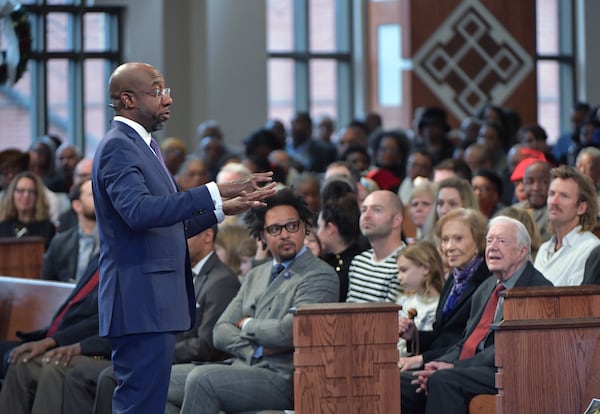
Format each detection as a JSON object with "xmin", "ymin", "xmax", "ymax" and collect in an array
[{"xmin": 0, "ymin": 171, "xmax": 55, "ymax": 248}]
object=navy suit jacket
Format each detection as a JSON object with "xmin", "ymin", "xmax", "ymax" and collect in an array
[{"xmin": 92, "ymin": 120, "xmax": 219, "ymax": 337}]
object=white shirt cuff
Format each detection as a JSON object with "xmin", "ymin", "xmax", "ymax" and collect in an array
[{"xmin": 206, "ymin": 182, "xmax": 224, "ymax": 223}]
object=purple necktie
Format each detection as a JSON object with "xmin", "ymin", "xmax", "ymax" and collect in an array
[{"xmin": 149, "ymin": 138, "xmax": 176, "ymax": 191}]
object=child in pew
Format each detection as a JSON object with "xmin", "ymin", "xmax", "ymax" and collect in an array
[{"xmin": 395, "ymin": 240, "xmax": 444, "ymax": 357}]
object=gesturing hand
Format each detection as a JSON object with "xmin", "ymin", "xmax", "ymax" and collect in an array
[
  {"xmin": 218, "ymin": 172, "xmax": 274, "ymax": 200},
  {"xmin": 222, "ymin": 182, "xmax": 277, "ymax": 215}
]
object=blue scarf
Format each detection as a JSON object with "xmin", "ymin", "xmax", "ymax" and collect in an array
[{"xmin": 442, "ymin": 255, "xmax": 484, "ymax": 319}]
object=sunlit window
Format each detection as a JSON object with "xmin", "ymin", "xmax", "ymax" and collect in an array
[{"xmin": 0, "ymin": 0, "xmax": 122, "ymax": 156}]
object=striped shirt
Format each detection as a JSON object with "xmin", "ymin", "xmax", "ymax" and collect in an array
[{"xmin": 346, "ymin": 245, "xmax": 405, "ymax": 303}]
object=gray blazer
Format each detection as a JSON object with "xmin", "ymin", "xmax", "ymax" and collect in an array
[{"xmin": 213, "ymin": 250, "xmax": 339, "ymax": 382}]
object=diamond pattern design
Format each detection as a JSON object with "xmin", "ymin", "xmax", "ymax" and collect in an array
[{"xmin": 413, "ymin": 0, "xmax": 533, "ymax": 120}]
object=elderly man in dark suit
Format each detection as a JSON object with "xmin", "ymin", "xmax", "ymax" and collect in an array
[
  {"xmin": 166, "ymin": 188, "xmax": 340, "ymax": 414},
  {"xmin": 92, "ymin": 62, "xmax": 276, "ymax": 414},
  {"xmin": 402, "ymin": 216, "xmax": 552, "ymax": 414}
]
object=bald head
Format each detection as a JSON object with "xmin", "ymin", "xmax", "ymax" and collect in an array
[{"xmin": 108, "ymin": 62, "xmax": 172, "ymax": 132}]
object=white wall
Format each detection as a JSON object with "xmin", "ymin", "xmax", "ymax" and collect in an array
[{"xmin": 95, "ymin": 0, "xmax": 267, "ymax": 151}]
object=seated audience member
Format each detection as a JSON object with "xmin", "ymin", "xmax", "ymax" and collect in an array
[
  {"xmin": 576, "ymin": 146, "xmax": 600, "ymax": 198},
  {"xmin": 160, "ymin": 137, "xmax": 188, "ymax": 176},
  {"xmin": 58, "ymin": 157, "xmax": 93, "ymax": 232},
  {"xmin": 265, "ymin": 119, "xmax": 287, "ymax": 149},
  {"xmin": 534, "ymin": 166, "xmax": 600, "ymax": 285},
  {"xmin": 434, "ymin": 177, "xmax": 478, "ymax": 222},
  {"xmin": 471, "ymin": 168, "xmax": 504, "ymax": 218},
  {"xmin": 242, "ymin": 128, "xmax": 282, "ymax": 163},
  {"xmin": 55, "ymin": 143, "xmax": 82, "ymax": 193},
  {"xmin": 398, "ymin": 150, "xmax": 434, "ymax": 205},
  {"xmin": 215, "ymin": 223, "xmax": 255, "ymax": 278},
  {"xmin": 463, "ymin": 143, "xmax": 494, "ymax": 174},
  {"xmin": 286, "ymin": 112, "xmax": 337, "ymax": 173},
  {"xmin": 476, "ymin": 121, "xmax": 508, "ymax": 175},
  {"xmin": 414, "ymin": 106, "xmax": 455, "ymax": 166},
  {"xmin": 0, "ymin": 256, "xmax": 100, "ymax": 382},
  {"xmin": 0, "ymin": 171, "xmax": 55, "ymax": 249},
  {"xmin": 402, "ymin": 216, "xmax": 552, "ymax": 414},
  {"xmin": 0, "ymin": 149, "xmax": 30, "ymax": 194},
  {"xmin": 292, "ymin": 172, "xmax": 321, "ymax": 213},
  {"xmin": 406, "ymin": 180, "xmax": 436, "ymax": 243},
  {"xmin": 398, "ymin": 208, "xmax": 490, "ymax": 372},
  {"xmin": 334, "ymin": 123, "xmax": 369, "ymax": 160},
  {"xmin": 346, "ymin": 190, "xmax": 406, "ymax": 303},
  {"xmin": 367, "ymin": 129, "xmax": 411, "ymax": 192},
  {"xmin": 340, "ymin": 144, "xmax": 371, "ymax": 175},
  {"xmin": 42, "ymin": 179, "xmax": 97, "ymax": 282},
  {"xmin": 315, "ymin": 114, "xmax": 335, "ymax": 143},
  {"xmin": 236, "ymin": 236, "xmax": 258, "ymax": 282},
  {"xmin": 518, "ymin": 124, "xmax": 556, "ymax": 165},
  {"xmin": 317, "ymin": 192, "xmax": 365, "ymax": 301},
  {"xmin": 268, "ymin": 149, "xmax": 299, "ymax": 187},
  {"xmin": 396, "ymin": 240, "xmax": 444, "ymax": 357},
  {"xmin": 165, "ymin": 188, "xmax": 339, "ymax": 413},
  {"xmin": 304, "ymin": 222, "xmax": 322, "ymax": 258},
  {"xmin": 495, "ymin": 206, "xmax": 542, "ymax": 261},
  {"xmin": 176, "ymin": 158, "xmax": 210, "ymax": 191},
  {"xmin": 432, "ymin": 158, "xmax": 472, "ymax": 183},
  {"xmin": 29, "ymin": 136, "xmax": 67, "ymax": 193},
  {"xmin": 512, "ymin": 159, "xmax": 552, "ymax": 241}
]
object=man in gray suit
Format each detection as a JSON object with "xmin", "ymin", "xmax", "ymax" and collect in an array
[
  {"xmin": 42, "ymin": 178, "xmax": 98, "ymax": 282},
  {"xmin": 166, "ymin": 188, "xmax": 340, "ymax": 414},
  {"xmin": 402, "ymin": 216, "xmax": 552, "ymax": 414}
]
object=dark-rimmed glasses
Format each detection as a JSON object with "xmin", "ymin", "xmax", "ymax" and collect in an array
[{"xmin": 264, "ymin": 219, "xmax": 302, "ymax": 237}]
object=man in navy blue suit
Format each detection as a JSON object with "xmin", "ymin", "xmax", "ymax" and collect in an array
[{"xmin": 92, "ymin": 62, "xmax": 276, "ymax": 414}]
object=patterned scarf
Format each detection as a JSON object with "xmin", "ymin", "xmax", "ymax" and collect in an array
[{"xmin": 442, "ymin": 255, "xmax": 484, "ymax": 319}]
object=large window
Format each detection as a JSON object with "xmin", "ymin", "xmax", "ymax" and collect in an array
[
  {"xmin": 0, "ymin": 0, "xmax": 122, "ymax": 156},
  {"xmin": 536, "ymin": 0, "xmax": 575, "ymax": 143},
  {"xmin": 266, "ymin": 0, "xmax": 354, "ymax": 128}
]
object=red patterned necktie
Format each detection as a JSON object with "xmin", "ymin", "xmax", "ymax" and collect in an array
[{"xmin": 459, "ymin": 283, "xmax": 504, "ymax": 360}]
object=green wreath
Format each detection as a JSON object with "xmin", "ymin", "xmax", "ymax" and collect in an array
[{"xmin": 0, "ymin": 5, "xmax": 31, "ymax": 86}]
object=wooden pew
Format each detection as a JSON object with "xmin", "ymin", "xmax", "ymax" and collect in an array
[
  {"xmin": 293, "ymin": 302, "xmax": 401, "ymax": 414},
  {"xmin": 493, "ymin": 286, "xmax": 600, "ymax": 414},
  {"xmin": 0, "ymin": 276, "xmax": 74, "ymax": 340},
  {"xmin": 0, "ymin": 236, "xmax": 45, "ymax": 278}
]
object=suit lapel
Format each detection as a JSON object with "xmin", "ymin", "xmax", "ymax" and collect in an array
[{"xmin": 114, "ymin": 121, "xmax": 176, "ymax": 193}]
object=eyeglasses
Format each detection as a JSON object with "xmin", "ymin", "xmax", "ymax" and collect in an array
[
  {"xmin": 125, "ymin": 88, "xmax": 171, "ymax": 99},
  {"xmin": 15, "ymin": 188, "xmax": 37, "ymax": 196},
  {"xmin": 264, "ymin": 219, "xmax": 302, "ymax": 237},
  {"xmin": 144, "ymin": 88, "xmax": 171, "ymax": 98}
]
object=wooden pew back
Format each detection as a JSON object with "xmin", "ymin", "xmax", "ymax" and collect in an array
[
  {"xmin": 0, "ymin": 236, "xmax": 45, "ymax": 278},
  {"xmin": 0, "ymin": 276, "xmax": 74, "ymax": 340},
  {"xmin": 293, "ymin": 302, "xmax": 401, "ymax": 414}
]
